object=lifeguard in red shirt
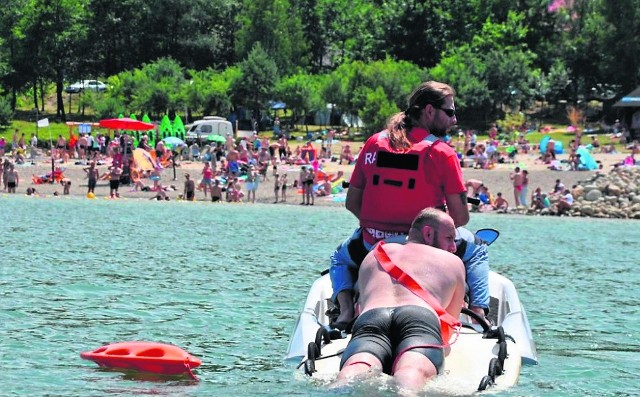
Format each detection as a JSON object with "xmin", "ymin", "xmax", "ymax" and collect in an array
[{"xmin": 329, "ymin": 81, "xmax": 469, "ymax": 328}]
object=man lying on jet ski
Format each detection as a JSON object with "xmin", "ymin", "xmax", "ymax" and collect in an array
[
  {"xmin": 328, "ymin": 222, "xmax": 490, "ymax": 331},
  {"xmin": 332, "ymin": 208, "xmax": 466, "ymax": 391}
]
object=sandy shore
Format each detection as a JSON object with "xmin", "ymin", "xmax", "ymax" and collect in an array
[{"xmin": 4, "ymin": 142, "xmax": 629, "ymax": 209}]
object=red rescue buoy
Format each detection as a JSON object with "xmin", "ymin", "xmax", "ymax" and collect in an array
[{"xmin": 80, "ymin": 341, "xmax": 201, "ymax": 379}]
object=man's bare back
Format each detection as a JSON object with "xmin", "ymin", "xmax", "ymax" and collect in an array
[
  {"xmin": 335, "ymin": 208, "xmax": 467, "ymax": 391},
  {"xmin": 357, "ymin": 242, "xmax": 465, "ymax": 319}
]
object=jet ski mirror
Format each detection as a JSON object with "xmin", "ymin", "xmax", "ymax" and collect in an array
[{"xmin": 475, "ymin": 228, "xmax": 499, "ymax": 246}]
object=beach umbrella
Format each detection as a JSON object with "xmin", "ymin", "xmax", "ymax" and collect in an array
[
  {"xmin": 130, "ymin": 113, "xmax": 137, "ymax": 120},
  {"xmin": 99, "ymin": 118, "xmax": 155, "ymax": 131},
  {"xmin": 162, "ymin": 136, "xmax": 185, "ymax": 148},
  {"xmin": 172, "ymin": 115, "xmax": 185, "ymax": 137},
  {"xmin": 206, "ymin": 134, "xmax": 226, "ymax": 144},
  {"xmin": 132, "ymin": 148, "xmax": 156, "ymax": 171},
  {"xmin": 142, "ymin": 114, "xmax": 152, "ymax": 123}
]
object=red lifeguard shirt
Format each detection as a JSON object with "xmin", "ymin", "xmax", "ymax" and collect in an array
[{"xmin": 350, "ymin": 127, "xmax": 466, "ymax": 238}]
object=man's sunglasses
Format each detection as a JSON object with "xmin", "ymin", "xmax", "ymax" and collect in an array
[{"xmin": 437, "ymin": 107, "xmax": 456, "ymax": 118}]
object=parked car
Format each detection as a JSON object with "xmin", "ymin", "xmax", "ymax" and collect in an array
[
  {"xmin": 185, "ymin": 116, "xmax": 234, "ymax": 143},
  {"xmin": 64, "ymin": 80, "xmax": 107, "ymax": 93}
]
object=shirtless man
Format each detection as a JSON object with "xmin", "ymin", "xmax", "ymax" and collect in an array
[
  {"xmin": 465, "ymin": 178, "xmax": 484, "ymax": 196},
  {"xmin": 211, "ymin": 179, "xmax": 222, "ymax": 202},
  {"xmin": 278, "ymin": 135, "xmax": 288, "ymax": 160},
  {"xmin": 340, "ymin": 144, "xmax": 353, "ymax": 165},
  {"xmin": 183, "ymin": 173, "xmax": 195, "ymax": 201},
  {"xmin": 225, "ymin": 133, "xmax": 234, "ymax": 152},
  {"xmin": 6, "ymin": 164, "xmax": 19, "ymax": 193},
  {"xmin": 108, "ymin": 165, "xmax": 122, "ymax": 198},
  {"xmin": 335, "ymin": 208, "xmax": 465, "ymax": 391},
  {"xmin": 84, "ymin": 161, "xmax": 100, "ymax": 194},
  {"xmin": 56, "ymin": 135, "xmax": 66, "ymax": 160},
  {"xmin": 316, "ymin": 177, "xmax": 332, "ymax": 197},
  {"xmin": 509, "ymin": 166, "xmax": 523, "ymax": 206},
  {"xmin": 77, "ymin": 134, "xmax": 88, "ymax": 161},
  {"xmin": 492, "ymin": 192, "xmax": 509, "ymax": 211}
]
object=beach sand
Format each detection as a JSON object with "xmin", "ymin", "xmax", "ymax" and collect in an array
[{"xmin": 6, "ymin": 142, "xmax": 629, "ymax": 208}]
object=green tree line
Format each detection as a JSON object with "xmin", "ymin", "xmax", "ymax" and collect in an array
[{"xmin": 1, "ymin": 0, "xmax": 639, "ymax": 134}]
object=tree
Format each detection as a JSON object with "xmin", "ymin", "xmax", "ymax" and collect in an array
[
  {"xmin": 315, "ymin": 0, "xmax": 384, "ymax": 66},
  {"xmin": 0, "ymin": 95, "xmax": 13, "ymax": 126},
  {"xmin": 360, "ymin": 86, "xmax": 398, "ymax": 135},
  {"xmin": 10, "ymin": 0, "xmax": 90, "ymax": 120},
  {"xmin": 430, "ymin": 46, "xmax": 489, "ymax": 110},
  {"xmin": 378, "ymin": 0, "xmax": 456, "ymax": 68},
  {"xmin": 138, "ymin": 0, "xmax": 239, "ymax": 71},
  {"xmin": 430, "ymin": 11, "xmax": 539, "ymax": 119},
  {"xmin": 322, "ymin": 59, "xmax": 425, "ymax": 137},
  {"xmin": 185, "ymin": 67, "xmax": 238, "ymax": 116},
  {"xmin": 275, "ymin": 72, "xmax": 323, "ymax": 130},
  {"xmin": 595, "ymin": 0, "xmax": 640, "ymax": 93},
  {"xmin": 102, "ymin": 58, "xmax": 187, "ymax": 118},
  {"xmin": 235, "ymin": 0, "xmax": 308, "ymax": 74},
  {"xmin": 231, "ymin": 43, "xmax": 279, "ymax": 119},
  {"xmin": 292, "ymin": 0, "xmax": 325, "ymax": 72}
]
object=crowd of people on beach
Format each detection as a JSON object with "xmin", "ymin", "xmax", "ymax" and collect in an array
[
  {"xmin": 453, "ymin": 117, "xmax": 639, "ymax": 172},
  {"xmin": 0, "ymin": 122, "xmax": 361, "ymax": 202},
  {"xmin": 465, "ymin": 173, "xmax": 579, "ymax": 216}
]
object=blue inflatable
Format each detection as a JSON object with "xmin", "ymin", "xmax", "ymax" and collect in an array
[
  {"xmin": 539, "ymin": 136, "xmax": 564, "ymax": 154},
  {"xmin": 539, "ymin": 136, "xmax": 550, "ymax": 154},
  {"xmin": 576, "ymin": 147, "xmax": 598, "ymax": 170}
]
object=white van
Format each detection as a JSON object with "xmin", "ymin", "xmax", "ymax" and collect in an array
[{"xmin": 185, "ymin": 116, "xmax": 233, "ymax": 142}]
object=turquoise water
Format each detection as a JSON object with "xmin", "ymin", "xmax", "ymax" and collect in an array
[{"xmin": 1, "ymin": 197, "xmax": 639, "ymax": 396}]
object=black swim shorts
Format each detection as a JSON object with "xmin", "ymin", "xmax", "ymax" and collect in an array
[{"xmin": 339, "ymin": 305, "xmax": 444, "ymax": 375}]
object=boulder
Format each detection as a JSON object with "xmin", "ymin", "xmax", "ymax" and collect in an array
[
  {"xmin": 585, "ymin": 189, "xmax": 602, "ymax": 202},
  {"xmin": 581, "ymin": 205, "xmax": 595, "ymax": 216},
  {"xmin": 583, "ymin": 184, "xmax": 600, "ymax": 194},
  {"xmin": 607, "ymin": 184, "xmax": 623, "ymax": 196}
]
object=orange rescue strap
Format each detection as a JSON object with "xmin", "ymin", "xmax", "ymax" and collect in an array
[{"xmin": 372, "ymin": 241, "xmax": 461, "ymax": 346}]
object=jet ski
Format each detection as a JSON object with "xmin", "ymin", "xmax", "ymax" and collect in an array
[{"xmin": 285, "ymin": 229, "xmax": 537, "ymax": 394}]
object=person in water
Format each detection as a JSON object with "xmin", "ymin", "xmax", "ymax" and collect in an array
[
  {"xmin": 334, "ymin": 208, "xmax": 465, "ymax": 391},
  {"xmin": 329, "ymin": 81, "xmax": 469, "ymax": 328}
]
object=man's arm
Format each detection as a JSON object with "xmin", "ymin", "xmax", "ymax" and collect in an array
[
  {"xmin": 345, "ymin": 185, "xmax": 363, "ymax": 218},
  {"xmin": 446, "ymin": 192, "xmax": 469, "ymax": 227}
]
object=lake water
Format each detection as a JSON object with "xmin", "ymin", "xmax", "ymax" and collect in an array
[{"xmin": 1, "ymin": 196, "xmax": 639, "ymax": 396}]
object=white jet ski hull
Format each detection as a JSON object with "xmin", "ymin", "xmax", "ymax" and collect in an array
[{"xmin": 285, "ymin": 272, "xmax": 537, "ymax": 393}]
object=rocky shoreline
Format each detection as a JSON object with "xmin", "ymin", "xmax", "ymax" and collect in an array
[{"xmin": 504, "ymin": 166, "xmax": 640, "ymax": 219}]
